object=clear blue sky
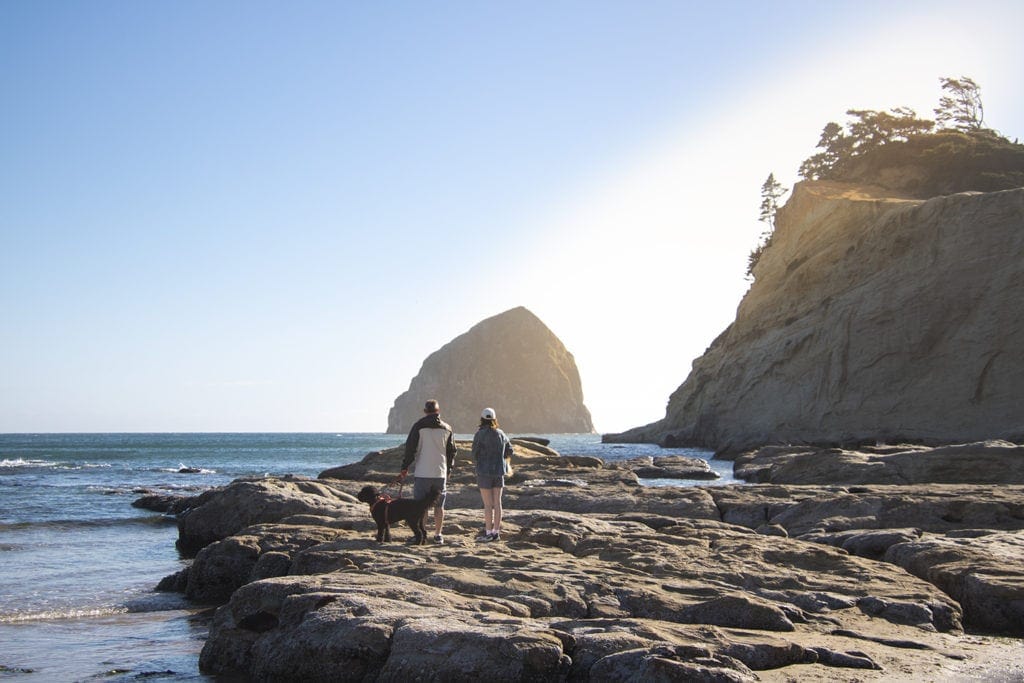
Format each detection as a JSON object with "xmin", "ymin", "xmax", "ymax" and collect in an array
[{"xmin": 3, "ymin": 1, "xmax": 1022, "ymax": 433}]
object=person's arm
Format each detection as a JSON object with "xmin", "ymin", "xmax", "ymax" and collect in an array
[
  {"xmin": 446, "ymin": 429, "xmax": 457, "ymax": 471},
  {"xmin": 401, "ymin": 422, "xmax": 420, "ymax": 474}
]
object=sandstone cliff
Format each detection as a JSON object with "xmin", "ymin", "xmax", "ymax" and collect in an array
[
  {"xmin": 387, "ymin": 306, "xmax": 594, "ymax": 434},
  {"xmin": 609, "ymin": 181, "xmax": 1024, "ymax": 452}
]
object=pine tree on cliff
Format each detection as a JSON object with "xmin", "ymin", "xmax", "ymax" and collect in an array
[
  {"xmin": 747, "ymin": 173, "xmax": 787, "ymax": 278},
  {"xmin": 758, "ymin": 173, "xmax": 786, "ymax": 228},
  {"xmin": 798, "ymin": 108, "xmax": 933, "ymax": 180},
  {"xmin": 935, "ymin": 76, "xmax": 985, "ymax": 132},
  {"xmin": 795, "ymin": 76, "xmax": 1022, "ymax": 195}
]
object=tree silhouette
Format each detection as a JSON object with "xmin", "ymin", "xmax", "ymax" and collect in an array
[
  {"xmin": 799, "ymin": 108, "xmax": 933, "ymax": 179},
  {"xmin": 935, "ymin": 76, "xmax": 984, "ymax": 131},
  {"xmin": 759, "ymin": 173, "xmax": 786, "ymax": 228},
  {"xmin": 748, "ymin": 173, "xmax": 787, "ymax": 278}
]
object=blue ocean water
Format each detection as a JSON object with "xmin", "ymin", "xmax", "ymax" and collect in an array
[{"xmin": 0, "ymin": 433, "xmax": 724, "ymax": 680}]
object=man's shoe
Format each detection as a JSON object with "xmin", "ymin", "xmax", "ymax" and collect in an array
[
  {"xmin": 488, "ymin": 532, "xmax": 500, "ymax": 542},
  {"xmin": 433, "ymin": 534, "xmax": 444, "ymax": 544},
  {"xmin": 475, "ymin": 531, "xmax": 491, "ymax": 542}
]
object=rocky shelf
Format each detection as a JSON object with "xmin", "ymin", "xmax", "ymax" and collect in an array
[{"xmin": 141, "ymin": 439, "xmax": 1024, "ymax": 681}]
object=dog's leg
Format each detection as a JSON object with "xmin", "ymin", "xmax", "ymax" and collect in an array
[{"xmin": 420, "ymin": 508, "xmax": 430, "ymax": 545}]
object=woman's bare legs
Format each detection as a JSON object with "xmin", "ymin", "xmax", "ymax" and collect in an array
[
  {"xmin": 480, "ymin": 487, "xmax": 495, "ymax": 534},
  {"xmin": 492, "ymin": 486, "xmax": 503, "ymax": 535}
]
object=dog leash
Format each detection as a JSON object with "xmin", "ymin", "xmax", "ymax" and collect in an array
[
  {"xmin": 379, "ymin": 475, "xmax": 406, "ymax": 501},
  {"xmin": 373, "ymin": 475, "xmax": 408, "ymax": 529}
]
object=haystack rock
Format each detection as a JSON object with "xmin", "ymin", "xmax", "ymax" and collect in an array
[
  {"xmin": 608, "ymin": 181, "xmax": 1024, "ymax": 452},
  {"xmin": 386, "ymin": 307, "xmax": 594, "ymax": 434}
]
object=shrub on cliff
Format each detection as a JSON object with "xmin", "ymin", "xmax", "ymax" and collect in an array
[
  {"xmin": 835, "ymin": 129, "xmax": 1024, "ymax": 197},
  {"xmin": 798, "ymin": 108, "xmax": 936, "ymax": 181},
  {"xmin": 800, "ymin": 119, "xmax": 1024, "ymax": 198},
  {"xmin": 798, "ymin": 76, "xmax": 1024, "ymax": 198}
]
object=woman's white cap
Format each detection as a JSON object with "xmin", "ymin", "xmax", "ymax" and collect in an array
[{"xmin": 481, "ymin": 407, "xmax": 497, "ymax": 420}]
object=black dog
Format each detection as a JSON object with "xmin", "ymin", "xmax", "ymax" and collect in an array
[{"xmin": 356, "ymin": 484, "xmax": 441, "ymax": 544}]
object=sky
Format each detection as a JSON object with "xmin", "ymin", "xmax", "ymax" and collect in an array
[{"xmin": 2, "ymin": 1, "xmax": 1023, "ymax": 435}]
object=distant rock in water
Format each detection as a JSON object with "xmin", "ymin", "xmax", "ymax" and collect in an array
[
  {"xmin": 387, "ymin": 306, "xmax": 594, "ymax": 434},
  {"xmin": 608, "ymin": 180, "xmax": 1024, "ymax": 452}
]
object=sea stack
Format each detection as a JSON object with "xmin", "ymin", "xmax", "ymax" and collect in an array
[{"xmin": 386, "ymin": 306, "xmax": 594, "ymax": 434}]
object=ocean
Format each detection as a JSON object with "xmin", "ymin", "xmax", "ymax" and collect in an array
[{"xmin": 0, "ymin": 432, "xmax": 726, "ymax": 681}]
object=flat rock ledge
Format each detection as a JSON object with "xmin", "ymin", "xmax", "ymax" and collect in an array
[
  {"xmin": 731, "ymin": 440, "xmax": 1024, "ymax": 486},
  {"xmin": 148, "ymin": 441, "xmax": 1024, "ymax": 681}
]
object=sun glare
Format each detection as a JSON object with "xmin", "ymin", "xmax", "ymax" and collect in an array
[{"xmin": 491, "ymin": 7, "xmax": 1023, "ymax": 433}]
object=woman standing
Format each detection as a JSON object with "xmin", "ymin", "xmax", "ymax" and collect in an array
[{"xmin": 472, "ymin": 407, "xmax": 513, "ymax": 542}]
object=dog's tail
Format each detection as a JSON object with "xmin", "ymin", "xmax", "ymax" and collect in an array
[{"xmin": 424, "ymin": 484, "xmax": 442, "ymax": 507}]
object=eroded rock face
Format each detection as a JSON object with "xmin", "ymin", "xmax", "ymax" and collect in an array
[
  {"xmin": 386, "ymin": 307, "xmax": 594, "ymax": 434},
  {"xmin": 609, "ymin": 182, "xmax": 1024, "ymax": 452}
]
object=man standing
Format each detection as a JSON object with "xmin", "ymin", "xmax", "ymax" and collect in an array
[{"xmin": 400, "ymin": 399, "xmax": 457, "ymax": 544}]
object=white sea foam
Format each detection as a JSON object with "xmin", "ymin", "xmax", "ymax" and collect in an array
[
  {"xmin": 0, "ymin": 605, "xmax": 128, "ymax": 623},
  {"xmin": 50, "ymin": 461, "xmax": 112, "ymax": 471},
  {"xmin": 0, "ymin": 458, "xmax": 51, "ymax": 468}
]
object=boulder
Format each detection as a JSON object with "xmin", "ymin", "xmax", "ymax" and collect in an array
[
  {"xmin": 184, "ymin": 523, "xmax": 349, "ymax": 603},
  {"xmin": 174, "ymin": 477, "xmax": 355, "ymax": 554},
  {"xmin": 198, "ymin": 572, "xmax": 564, "ymax": 680},
  {"xmin": 632, "ymin": 454, "xmax": 720, "ymax": 480}
]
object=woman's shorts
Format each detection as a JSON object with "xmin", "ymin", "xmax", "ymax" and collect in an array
[{"xmin": 477, "ymin": 475, "xmax": 504, "ymax": 489}]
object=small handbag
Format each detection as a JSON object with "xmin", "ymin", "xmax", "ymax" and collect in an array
[{"xmin": 503, "ymin": 441, "xmax": 514, "ymax": 476}]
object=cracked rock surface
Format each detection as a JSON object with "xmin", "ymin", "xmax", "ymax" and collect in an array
[{"xmin": 150, "ymin": 440, "xmax": 1024, "ymax": 680}]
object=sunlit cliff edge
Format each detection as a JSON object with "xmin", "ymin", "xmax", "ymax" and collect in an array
[{"xmin": 607, "ymin": 179, "xmax": 1024, "ymax": 452}]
